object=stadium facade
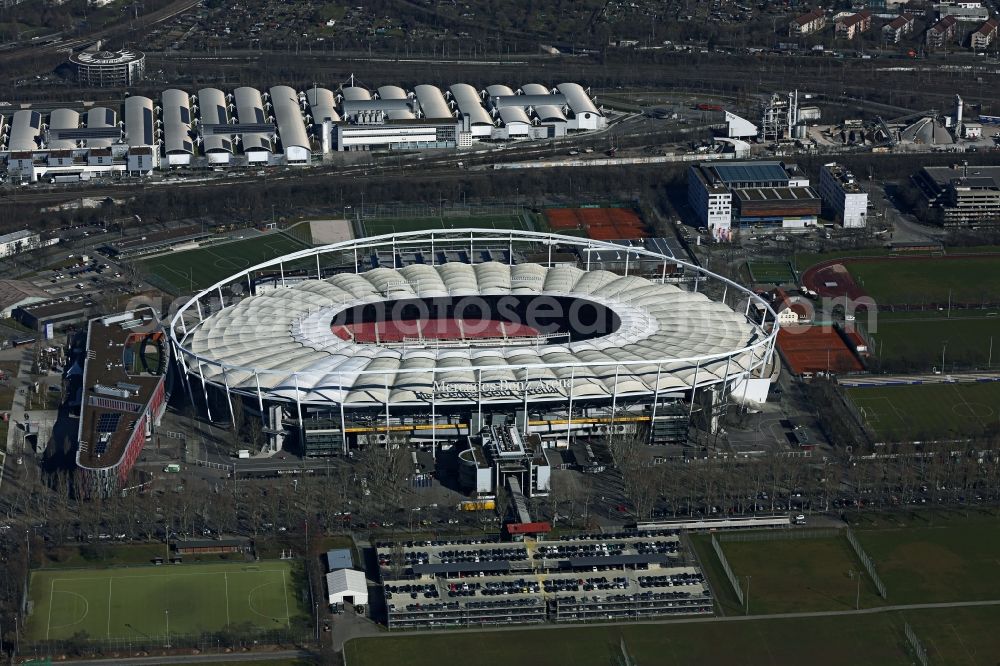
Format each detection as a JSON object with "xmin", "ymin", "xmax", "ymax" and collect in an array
[{"xmin": 169, "ymin": 231, "xmax": 777, "ymax": 460}]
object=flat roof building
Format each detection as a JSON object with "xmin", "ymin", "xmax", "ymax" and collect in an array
[
  {"xmin": 818, "ymin": 162, "xmax": 869, "ymax": 228},
  {"xmin": 76, "ymin": 308, "xmax": 170, "ymax": 496},
  {"xmin": 916, "ymin": 164, "xmax": 1000, "ymax": 226},
  {"xmin": 689, "ymin": 161, "xmax": 815, "ymax": 240},
  {"xmin": 0, "ymin": 229, "xmax": 42, "ymax": 259}
]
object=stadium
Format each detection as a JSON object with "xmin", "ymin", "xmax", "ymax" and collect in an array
[{"xmin": 168, "ymin": 230, "xmax": 778, "ymax": 462}]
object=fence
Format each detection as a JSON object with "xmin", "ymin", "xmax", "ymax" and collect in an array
[
  {"xmin": 845, "ymin": 527, "xmax": 888, "ymax": 599},
  {"xmin": 718, "ymin": 528, "xmax": 840, "ymax": 543},
  {"xmin": 19, "ymin": 627, "xmax": 311, "ymax": 662},
  {"xmin": 710, "ymin": 534, "xmax": 744, "ymax": 607},
  {"xmin": 904, "ymin": 622, "xmax": 929, "ymax": 666}
]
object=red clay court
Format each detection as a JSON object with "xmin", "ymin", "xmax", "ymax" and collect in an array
[
  {"xmin": 545, "ymin": 207, "xmax": 647, "ymax": 241},
  {"xmin": 777, "ymin": 325, "xmax": 864, "ymax": 375},
  {"xmin": 333, "ymin": 319, "xmax": 542, "ymax": 343}
]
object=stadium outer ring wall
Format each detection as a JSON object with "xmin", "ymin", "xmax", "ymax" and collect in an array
[{"xmin": 167, "ymin": 229, "xmax": 779, "ymax": 443}]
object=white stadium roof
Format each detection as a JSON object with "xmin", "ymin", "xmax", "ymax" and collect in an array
[{"xmin": 180, "ymin": 241, "xmax": 769, "ymax": 408}]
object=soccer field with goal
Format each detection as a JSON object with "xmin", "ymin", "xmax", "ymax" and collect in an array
[{"xmin": 25, "ymin": 561, "xmax": 306, "ymax": 642}]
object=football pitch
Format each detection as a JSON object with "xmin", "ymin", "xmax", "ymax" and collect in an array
[
  {"xmin": 867, "ymin": 312, "xmax": 1000, "ymax": 370},
  {"xmin": 747, "ymin": 260, "xmax": 797, "ymax": 285},
  {"xmin": 134, "ymin": 233, "xmax": 311, "ymax": 294},
  {"xmin": 847, "ymin": 257, "xmax": 1000, "ymax": 305},
  {"xmin": 845, "ymin": 381, "xmax": 1000, "ymax": 442},
  {"xmin": 358, "ymin": 214, "xmax": 534, "ymax": 237},
  {"xmin": 25, "ymin": 561, "xmax": 305, "ymax": 642}
]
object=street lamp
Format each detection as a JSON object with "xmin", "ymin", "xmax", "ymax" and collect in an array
[{"xmin": 164, "ymin": 609, "xmax": 170, "ymax": 648}]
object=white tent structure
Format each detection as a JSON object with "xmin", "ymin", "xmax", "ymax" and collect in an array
[
  {"xmin": 326, "ymin": 569, "xmax": 368, "ymax": 607},
  {"xmin": 725, "ymin": 111, "xmax": 758, "ymax": 140}
]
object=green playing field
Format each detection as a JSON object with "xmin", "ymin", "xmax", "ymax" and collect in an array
[
  {"xmin": 25, "ymin": 561, "xmax": 305, "ymax": 642},
  {"xmin": 845, "ymin": 381, "xmax": 1000, "ymax": 442},
  {"xmin": 134, "ymin": 233, "xmax": 311, "ymax": 294}
]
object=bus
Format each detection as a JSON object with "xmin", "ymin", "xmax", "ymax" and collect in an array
[{"xmin": 163, "ymin": 464, "xmax": 181, "ymax": 473}]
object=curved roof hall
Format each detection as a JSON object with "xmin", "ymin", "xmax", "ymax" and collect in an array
[
  {"xmin": 268, "ymin": 85, "xmax": 310, "ymax": 152},
  {"xmin": 85, "ymin": 107, "xmax": 117, "ymax": 148},
  {"xmin": 197, "ymin": 88, "xmax": 233, "ymax": 154},
  {"xmin": 8, "ymin": 110, "xmax": 43, "ymax": 152},
  {"xmin": 413, "ymin": 84, "xmax": 452, "ymax": 120},
  {"xmin": 520, "ymin": 83, "xmax": 566, "ymax": 123},
  {"xmin": 448, "ymin": 84, "xmax": 492, "ymax": 126},
  {"xmin": 305, "ymin": 87, "xmax": 340, "ymax": 123},
  {"xmin": 47, "ymin": 108, "xmax": 81, "ymax": 150},
  {"xmin": 123, "ymin": 96, "xmax": 155, "ymax": 147},
  {"xmin": 341, "ymin": 86, "xmax": 371, "ymax": 102},
  {"xmin": 557, "ymin": 82, "xmax": 602, "ymax": 117},
  {"xmin": 485, "ymin": 85, "xmax": 531, "ymax": 126},
  {"xmin": 232, "ymin": 87, "xmax": 272, "ymax": 152},
  {"xmin": 161, "ymin": 88, "xmax": 194, "ymax": 155}
]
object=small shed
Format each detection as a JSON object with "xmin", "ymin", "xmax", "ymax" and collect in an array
[
  {"xmin": 325, "ymin": 568, "xmax": 368, "ymax": 607},
  {"xmin": 326, "ymin": 548, "xmax": 353, "ymax": 572}
]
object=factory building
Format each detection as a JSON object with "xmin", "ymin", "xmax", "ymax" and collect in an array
[
  {"xmin": 818, "ymin": 163, "xmax": 869, "ymax": 228},
  {"xmin": 689, "ymin": 161, "xmax": 818, "ymax": 239}
]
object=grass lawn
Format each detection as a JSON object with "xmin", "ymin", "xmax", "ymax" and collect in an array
[
  {"xmin": 134, "ymin": 233, "xmax": 310, "ymax": 294},
  {"xmin": 846, "ymin": 382, "xmax": 1000, "ymax": 442},
  {"xmin": 718, "ymin": 536, "xmax": 883, "ymax": 614},
  {"xmin": 25, "ymin": 561, "xmax": 306, "ymax": 641},
  {"xmin": 856, "ymin": 514, "xmax": 1000, "ymax": 604},
  {"xmin": 867, "ymin": 313, "xmax": 1000, "ymax": 369},
  {"xmin": 793, "ymin": 248, "xmax": 894, "ymax": 272},
  {"xmin": 848, "ymin": 257, "xmax": 1000, "ymax": 305},
  {"xmin": 40, "ymin": 543, "xmax": 170, "ymax": 569},
  {"xmin": 905, "ymin": 605, "xmax": 1000, "ymax": 665},
  {"xmin": 359, "ymin": 214, "xmax": 533, "ymax": 237},
  {"xmin": 345, "ymin": 613, "xmax": 910, "ymax": 666},
  {"xmin": 747, "ymin": 260, "xmax": 797, "ymax": 285}
]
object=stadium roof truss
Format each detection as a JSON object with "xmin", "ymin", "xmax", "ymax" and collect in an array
[{"xmin": 169, "ymin": 231, "xmax": 777, "ymax": 431}]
